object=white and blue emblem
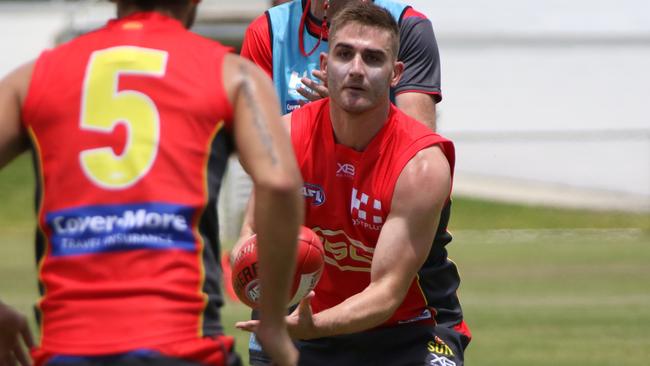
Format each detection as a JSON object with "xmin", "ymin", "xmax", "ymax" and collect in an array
[{"xmin": 302, "ymin": 183, "xmax": 326, "ymax": 206}]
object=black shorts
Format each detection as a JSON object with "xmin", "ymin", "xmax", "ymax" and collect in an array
[{"xmin": 250, "ymin": 322, "xmax": 469, "ymax": 366}]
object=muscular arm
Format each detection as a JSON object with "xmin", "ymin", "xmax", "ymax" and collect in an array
[
  {"xmin": 222, "ymin": 54, "xmax": 302, "ymax": 364},
  {"xmin": 296, "ymin": 145, "xmax": 452, "ymax": 339},
  {"xmin": 0, "ymin": 62, "xmax": 33, "ymax": 168}
]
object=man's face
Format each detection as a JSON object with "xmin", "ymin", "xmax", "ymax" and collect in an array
[{"xmin": 323, "ymin": 22, "xmax": 402, "ymax": 114}]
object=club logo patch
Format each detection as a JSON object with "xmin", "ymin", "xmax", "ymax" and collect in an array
[{"xmin": 302, "ymin": 183, "xmax": 326, "ymax": 206}]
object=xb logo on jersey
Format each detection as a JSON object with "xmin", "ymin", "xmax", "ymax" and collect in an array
[
  {"xmin": 336, "ymin": 163, "xmax": 355, "ymax": 178},
  {"xmin": 350, "ymin": 188, "xmax": 383, "ymax": 231}
]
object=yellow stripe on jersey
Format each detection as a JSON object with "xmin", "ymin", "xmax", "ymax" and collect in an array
[{"xmin": 26, "ymin": 126, "xmax": 49, "ymax": 335}]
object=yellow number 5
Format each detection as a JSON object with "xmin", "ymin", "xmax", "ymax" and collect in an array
[{"xmin": 80, "ymin": 46, "xmax": 168, "ymax": 189}]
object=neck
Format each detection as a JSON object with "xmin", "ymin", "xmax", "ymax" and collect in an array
[
  {"xmin": 116, "ymin": 5, "xmax": 192, "ymax": 27},
  {"xmin": 329, "ymin": 101, "xmax": 391, "ymax": 151}
]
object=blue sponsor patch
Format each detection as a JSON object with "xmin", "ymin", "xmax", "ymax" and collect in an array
[
  {"xmin": 285, "ymin": 100, "xmax": 303, "ymax": 112},
  {"xmin": 46, "ymin": 202, "xmax": 197, "ymax": 257},
  {"xmin": 302, "ymin": 183, "xmax": 325, "ymax": 206}
]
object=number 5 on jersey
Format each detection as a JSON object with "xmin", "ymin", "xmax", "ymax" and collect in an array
[{"xmin": 80, "ymin": 46, "xmax": 168, "ymax": 189}]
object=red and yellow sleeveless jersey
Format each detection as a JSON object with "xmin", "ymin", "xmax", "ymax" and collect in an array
[
  {"xmin": 21, "ymin": 13, "xmax": 234, "ymax": 360},
  {"xmin": 291, "ymin": 99, "xmax": 455, "ymax": 326}
]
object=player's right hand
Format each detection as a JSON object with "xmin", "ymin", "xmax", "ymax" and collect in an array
[
  {"xmin": 255, "ymin": 325, "xmax": 298, "ymax": 366},
  {"xmin": 0, "ymin": 301, "xmax": 34, "ymax": 366},
  {"xmin": 285, "ymin": 291, "xmax": 317, "ymax": 340}
]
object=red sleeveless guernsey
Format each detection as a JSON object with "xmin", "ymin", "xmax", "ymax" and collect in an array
[
  {"xmin": 21, "ymin": 13, "xmax": 234, "ymax": 362},
  {"xmin": 291, "ymin": 99, "xmax": 455, "ymax": 326}
]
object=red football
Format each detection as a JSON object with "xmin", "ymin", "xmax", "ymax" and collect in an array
[{"xmin": 231, "ymin": 226, "xmax": 324, "ymax": 308}]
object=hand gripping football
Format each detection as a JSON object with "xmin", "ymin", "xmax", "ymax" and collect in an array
[{"xmin": 231, "ymin": 226, "xmax": 324, "ymax": 308}]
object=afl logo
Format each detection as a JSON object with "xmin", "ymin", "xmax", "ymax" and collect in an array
[
  {"xmin": 245, "ymin": 279, "xmax": 261, "ymax": 303},
  {"xmin": 302, "ymin": 183, "xmax": 326, "ymax": 206}
]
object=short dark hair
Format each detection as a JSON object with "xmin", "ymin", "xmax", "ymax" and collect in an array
[
  {"xmin": 120, "ymin": 0, "xmax": 189, "ymax": 11},
  {"xmin": 328, "ymin": 2, "xmax": 400, "ymax": 57}
]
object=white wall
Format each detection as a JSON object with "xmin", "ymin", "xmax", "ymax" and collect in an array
[
  {"xmin": 410, "ymin": 0, "xmax": 650, "ymax": 37},
  {"xmin": 0, "ymin": 12, "xmax": 68, "ymax": 75},
  {"xmin": 409, "ymin": 0, "xmax": 650, "ymax": 210}
]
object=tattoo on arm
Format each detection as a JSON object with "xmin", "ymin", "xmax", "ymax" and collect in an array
[{"xmin": 240, "ymin": 64, "xmax": 279, "ymax": 165}]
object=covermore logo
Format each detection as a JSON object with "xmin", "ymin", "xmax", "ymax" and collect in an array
[
  {"xmin": 46, "ymin": 203, "xmax": 195, "ymax": 256},
  {"xmin": 286, "ymin": 100, "xmax": 302, "ymax": 112},
  {"xmin": 51, "ymin": 208, "xmax": 188, "ymax": 235}
]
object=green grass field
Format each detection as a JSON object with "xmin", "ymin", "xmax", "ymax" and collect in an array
[{"xmin": 1, "ymin": 153, "xmax": 649, "ymax": 365}]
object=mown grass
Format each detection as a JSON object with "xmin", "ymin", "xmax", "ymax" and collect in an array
[
  {"xmin": 1, "ymin": 153, "xmax": 649, "ymax": 365},
  {"xmin": 452, "ymin": 229, "xmax": 650, "ymax": 366}
]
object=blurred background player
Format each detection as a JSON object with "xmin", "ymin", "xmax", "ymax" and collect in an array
[
  {"xmin": 0, "ymin": 0, "xmax": 303, "ymax": 366},
  {"xmin": 236, "ymin": 3, "xmax": 471, "ymax": 365},
  {"xmin": 242, "ymin": 0, "xmax": 441, "ymax": 131}
]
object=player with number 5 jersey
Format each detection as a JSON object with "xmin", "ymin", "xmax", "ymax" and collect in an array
[{"xmin": 0, "ymin": 2, "xmax": 303, "ymax": 366}]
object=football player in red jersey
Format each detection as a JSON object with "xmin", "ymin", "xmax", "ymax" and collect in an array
[
  {"xmin": 236, "ymin": 3, "xmax": 471, "ymax": 366},
  {"xmin": 0, "ymin": 1, "xmax": 302, "ymax": 366}
]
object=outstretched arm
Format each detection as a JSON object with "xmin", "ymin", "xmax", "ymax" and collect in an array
[
  {"xmin": 223, "ymin": 54, "xmax": 303, "ymax": 365},
  {"xmin": 291, "ymin": 145, "xmax": 451, "ymax": 339}
]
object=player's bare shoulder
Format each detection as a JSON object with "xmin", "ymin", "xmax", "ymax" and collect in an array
[
  {"xmin": 1, "ymin": 61, "xmax": 35, "ymax": 103},
  {"xmin": 0, "ymin": 61, "xmax": 35, "ymax": 168},
  {"xmin": 392, "ymin": 145, "xmax": 451, "ymax": 213},
  {"xmin": 221, "ymin": 54, "xmax": 273, "ymax": 104}
]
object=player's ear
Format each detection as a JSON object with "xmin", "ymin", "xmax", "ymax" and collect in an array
[
  {"xmin": 390, "ymin": 61, "xmax": 404, "ymax": 88},
  {"xmin": 319, "ymin": 52, "xmax": 328, "ymax": 78}
]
